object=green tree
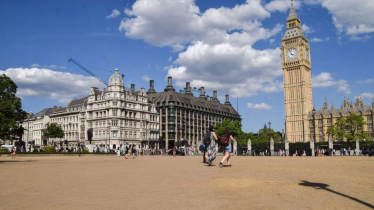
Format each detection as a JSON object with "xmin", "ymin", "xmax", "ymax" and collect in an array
[
  {"xmin": 0, "ymin": 74, "xmax": 27, "ymax": 140},
  {"xmin": 44, "ymin": 123, "xmax": 64, "ymax": 141},
  {"xmin": 214, "ymin": 119, "xmax": 246, "ymax": 145},
  {"xmin": 345, "ymin": 113, "xmax": 365, "ymax": 142},
  {"xmin": 327, "ymin": 124, "xmax": 337, "ymax": 140}
]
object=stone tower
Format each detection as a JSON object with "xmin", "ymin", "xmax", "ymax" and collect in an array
[{"xmin": 281, "ymin": 0, "xmax": 313, "ymax": 142}]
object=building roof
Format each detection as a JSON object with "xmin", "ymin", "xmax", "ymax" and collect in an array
[
  {"xmin": 148, "ymin": 91, "xmax": 240, "ymax": 118},
  {"xmin": 29, "ymin": 108, "xmax": 54, "ymax": 119}
]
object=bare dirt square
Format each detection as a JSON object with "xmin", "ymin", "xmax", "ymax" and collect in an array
[{"xmin": 1, "ymin": 155, "xmax": 373, "ymax": 210}]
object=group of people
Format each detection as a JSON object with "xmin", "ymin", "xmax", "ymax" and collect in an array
[{"xmin": 202, "ymin": 126, "xmax": 234, "ymax": 168}]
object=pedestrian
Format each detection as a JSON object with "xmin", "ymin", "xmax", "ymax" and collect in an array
[
  {"xmin": 172, "ymin": 146, "xmax": 176, "ymax": 157},
  {"xmin": 117, "ymin": 147, "xmax": 121, "ymax": 157},
  {"xmin": 125, "ymin": 143, "xmax": 129, "ymax": 159},
  {"xmin": 78, "ymin": 146, "xmax": 82, "ymax": 157},
  {"xmin": 11, "ymin": 146, "xmax": 16, "ymax": 159},
  {"xmin": 206, "ymin": 126, "xmax": 218, "ymax": 166},
  {"xmin": 219, "ymin": 127, "xmax": 234, "ymax": 168},
  {"xmin": 131, "ymin": 144, "xmax": 136, "ymax": 159}
]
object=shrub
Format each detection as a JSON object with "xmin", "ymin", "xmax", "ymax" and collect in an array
[
  {"xmin": 0, "ymin": 146, "xmax": 10, "ymax": 153},
  {"xmin": 44, "ymin": 145, "xmax": 56, "ymax": 153}
]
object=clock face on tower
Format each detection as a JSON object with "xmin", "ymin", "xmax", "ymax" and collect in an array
[
  {"xmin": 305, "ymin": 49, "xmax": 310, "ymax": 61},
  {"xmin": 286, "ymin": 48, "xmax": 298, "ymax": 60}
]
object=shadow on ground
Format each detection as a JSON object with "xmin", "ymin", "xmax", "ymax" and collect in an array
[
  {"xmin": 0, "ymin": 160, "xmax": 38, "ymax": 164},
  {"xmin": 299, "ymin": 180, "xmax": 374, "ymax": 209}
]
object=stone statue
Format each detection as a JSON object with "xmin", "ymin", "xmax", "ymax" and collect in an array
[{"xmin": 270, "ymin": 137, "xmax": 274, "ymax": 156}]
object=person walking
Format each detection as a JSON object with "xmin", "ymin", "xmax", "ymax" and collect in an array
[
  {"xmin": 78, "ymin": 146, "xmax": 82, "ymax": 157},
  {"xmin": 219, "ymin": 127, "xmax": 234, "ymax": 168},
  {"xmin": 206, "ymin": 126, "xmax": 218, "ymax": 166},
  {"xmin": 131, "ymin": 144, "xmax": 136, "ymax": 159},
  {"xmin": 11, "ymin": 146, "xmax": 16, "ymax": 159},
  {"xmin": 125, "ymin": 143, "xmax": 129, "ymax": 159}
]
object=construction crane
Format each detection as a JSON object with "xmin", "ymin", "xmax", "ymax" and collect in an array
[{"xmin": 68, "ymin": 58, "xmax": 108, "ymax": 86}]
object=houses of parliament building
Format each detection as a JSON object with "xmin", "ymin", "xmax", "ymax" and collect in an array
[{"xmin": 282, "ymin": 0, "xmax": 373, "ymax": 143}]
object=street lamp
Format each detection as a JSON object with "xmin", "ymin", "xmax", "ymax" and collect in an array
[{"xmin": 107, "ymin": 125, "xmax": 111, "ymax": 150}]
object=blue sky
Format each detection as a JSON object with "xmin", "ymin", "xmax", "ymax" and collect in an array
[{"xmin": 1, "ymin": 0, "xmax": 373, "ymax": 133}]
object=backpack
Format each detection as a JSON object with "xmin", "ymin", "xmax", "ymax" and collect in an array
[
  {"xmin": 203, "ymin": 132, "xmax": 211, "ymax": 147},
  {"xmin": 221, "ymin": 133, "xmax": 229, "ymax": 146}
]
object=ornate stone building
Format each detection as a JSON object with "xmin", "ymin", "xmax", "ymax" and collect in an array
[
  {"xmin": 147, "ymin": 77, "xmax": 241, "ymax": 149},
  {"xmin": 308, "ymin": 98, "xmax": 374, "ymax": 142},
  {"xmin": 21, "ymin": 108, "xmax": 53, "ymax": 148},
  {"xmin": 26, "ymin": 69, "xmax": 160, "ymax": 149},
  {"xmin": 84, "ymin": 69, "xmax": 159, "ymax": 149},
  {"xmin": 281, "ymin": 0, "xmax": 313, "ymax": 142}
]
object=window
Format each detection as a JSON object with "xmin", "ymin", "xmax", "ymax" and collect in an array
[
  {"xmin": 318, "ymin": 120, "xmax": 322, "ymax": 125},
  {"xmin": 368, "ymin": 124, "xmax": 372, "ymax": 130},
  {"xmin": 368, "ymin": 116, "xmax": 373, "ymax": 121},
  {"xmin": 113, "ymin": 110, "xmax": 118, "ymax": 116},
  {"xmin": 113, "ymin": 101, "xmax": 117, "ymax": 106},
  {"xmin": 327, "ymin": 119, "xmax": 332, "ymax": 124},
  {"xmin": 112, "ymin": 131, "xmax": 118, "ymax": 137}
]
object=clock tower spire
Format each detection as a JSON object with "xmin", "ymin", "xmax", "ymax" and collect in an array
[{"xmin": 281, "ymin": 0, "xmax": 313, "ymax": 143}]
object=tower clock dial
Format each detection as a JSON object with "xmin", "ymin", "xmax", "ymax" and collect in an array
[
  {"xmin": 286, "ymin": 48, "xmax": 298, "ymax": 60},
  {"xmin": 305, "ymin": 49, "xmax": 310, "ymax": 61}
]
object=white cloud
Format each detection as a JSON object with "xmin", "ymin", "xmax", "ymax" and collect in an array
[
  {"xmin": 312, "ymin": 72, "xmax": 350, "ymax": 94},
  {"xmin": 303, "ymin": 0, "xmax": 374, "ymax": 40},
  {"xmin": 361, "ymin": 92, "xmax": 374, "ymax": 99},
  {"xmin": 0, "ymin": 68, "xmax": 105, "ymax": 105},
  {"xmin": 107, "ymin": 9, "xmax": 120, "ymax": 19},
  {"xmin": 265, "ymin": 0, "xmax": 301, "ymax": 13},
  {"xmin": 30, "ymin": 64, "xmax": 39, "ymax": 67},
  {"xmin": 357, "ymin": 79, "xmax": 373, "ymax": 84},
  {"xmin": 302, "ymin": 24, "xmax": 314, "ymax": 34},
  {"xmin": 120, "ymin": 0, "xmax": 286, "ymax": 98},
  {"xmin": 247, "ymin": 102, "xmax": 272, "ymax": 110},
  {"xmin": 119, "ymin": 0, "xmax": 271, "ymax": 47},
  {"xmin": 142, "ymin": 75, "xmax": 151, "ymax": 82},
  {"xmin": 309, "ymin": 37, "xmax": 330, "ymax": 42}
]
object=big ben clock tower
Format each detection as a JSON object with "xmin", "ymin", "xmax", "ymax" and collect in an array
[{"xmin": 281, "ymin": 0, "xmax": 313, "ymax": 143}]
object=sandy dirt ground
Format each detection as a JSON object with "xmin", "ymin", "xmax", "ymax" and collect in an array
[{"xmin": 0, "ymin": 155, "xmax": 373, "ymax": 210}]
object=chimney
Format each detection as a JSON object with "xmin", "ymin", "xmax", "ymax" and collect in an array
[
  {"xmin": 164, "ymin": 76, "xmax": 175, "ymax": 92},
  {"xmin": 211, "ymin": 91, "xmax": 219, "ymax": 102},
  {"xmin": 185, "ymin": 82, "xmax": 193, "ymax": 96},
  {"xmin": 224, "ymin": 94, "xmax": 232, "ymax": 106},
  {"xmin": 131, "ymin": 84, "xmax": 135, "ymax": 92},
  {"xmin": 147, "ymin": 80, "xmax": 156, "ymax": 95},
  {"xmin": 199, "ymin": 87, "xmax": 207, "ymax": 100}
]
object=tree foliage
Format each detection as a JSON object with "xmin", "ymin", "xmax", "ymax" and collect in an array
[
  {"xmin": 327, "ymin": 113, "xmax": 367, "ymax": 142},
  {"xmin": 0, "ymin": 74, "xmax": 27, "ymax": 140},
  {"xmin": 44, "ymin": 123, "xmax": 64, "ymax": 139}
]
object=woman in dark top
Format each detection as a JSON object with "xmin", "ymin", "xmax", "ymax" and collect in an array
[{"xmin": 219, "ymin": 127, "xmax": 234, "ymax": 168}]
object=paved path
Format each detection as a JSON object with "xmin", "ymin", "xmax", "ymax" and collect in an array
[{"xmin": 1, "ymin": 155, "xmax": 373, "ymax": 210}]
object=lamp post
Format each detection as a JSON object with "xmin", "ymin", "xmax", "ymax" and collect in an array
[
  {"xmin": 268, "ymin": 121, "xmax": 271, "ymax": 156},
  {"xmin": 108, "ymin": 125, "xmax": 110, "ymax": 150}
]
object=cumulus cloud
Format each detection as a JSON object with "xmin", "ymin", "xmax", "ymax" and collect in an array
[
  {"xmin": 0, "ymin": 68, "xmax": 105, "ymax": 104},
  {"xmin": 265, "ymin": 0, "xmax": 301, "ymax": 12},
  {"xmin": 309, "ymin": 37, "xmax": 330, "ymax": 42},
  {"xmin": 357, "ymin": 79, "xmax": 373, "ymax": 84},
  {"xmin": 107, "ymin": 9, "xmax": 120, "ymax": 19},
  {"xmin": 120, "ymin": 0, "xmax": 284, "ymax": 98},
  {"xmin": 302, "ymin": 0, "xmax": 374, "ymax": 40},
  {"xmin": 302, "ymin": 24, "xmax": 314, "ymax": 34},
  {"xmin": 247, "ymin": 102, "xmax": 272, "ymax": 110},
  {"xmin": 142, "ymin": 75, "xmax": 151, "ymax": 82},
  {"xmin": 361, "ymin": 92, "xmax": 374, "ymax": 99},
  {"xmin": 312, "ymin": 72, "xmax": 350, "ymax": 94}
]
